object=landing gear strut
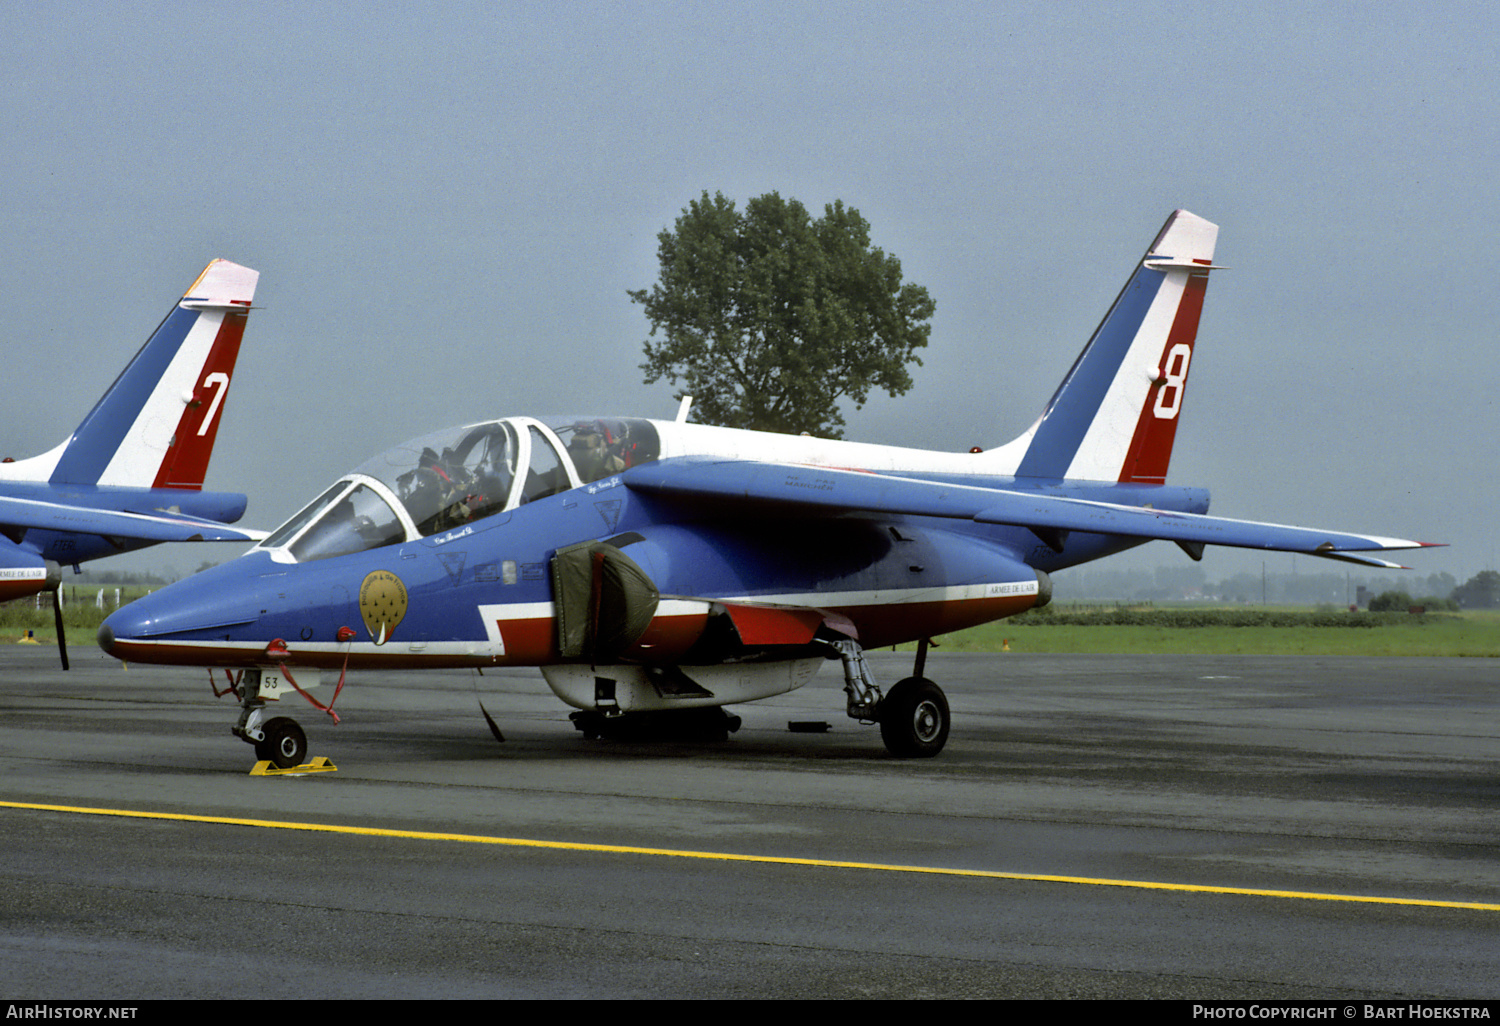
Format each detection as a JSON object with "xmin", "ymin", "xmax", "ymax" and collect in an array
[{"xmin": 827, "ymin": 636, "xmax": 950, "ymax": 758}]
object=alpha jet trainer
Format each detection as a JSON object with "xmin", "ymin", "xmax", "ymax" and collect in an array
[{"xmin": 98, "ymin": 212, "xmax": 1436, "ymax": 766}]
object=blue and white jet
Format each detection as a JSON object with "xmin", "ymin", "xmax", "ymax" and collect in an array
[
  {"xmin": 3, "ymin": 259, "xmax": 266, "ymax": 664},
  {"xmin": 98, "ymin": 213, "xmax": 1436, "ymax": 764}
]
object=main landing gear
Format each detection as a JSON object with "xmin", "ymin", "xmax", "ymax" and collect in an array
[
  {"xmin": 878, "ymin": 677, "xmax": 950, "ymax": 757},
  {"xmin": 829, "ymin": 637, "xmax": 950, "ymax": 758}
]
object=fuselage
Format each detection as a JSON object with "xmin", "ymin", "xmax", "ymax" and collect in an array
[{"xmin": 98, "ymin": 414, "xmax": 1209, "ymax": 670}]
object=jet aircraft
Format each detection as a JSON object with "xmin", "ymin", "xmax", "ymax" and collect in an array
[
  {"xmin": 98, "ymin": 212, "xmax": 1435, "ymax": 765},
  {"xmin": 3, "ymin": 259, "xmax": 266, "ymax": 665}
]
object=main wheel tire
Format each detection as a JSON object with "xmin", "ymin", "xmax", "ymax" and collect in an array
[
  {"xmin": 255, "ymin": 717, "xmax": 307, "ymax": 769},
  {"xmin": 878, "ymin": 678, "xmax": 949, "ymax": 758}
]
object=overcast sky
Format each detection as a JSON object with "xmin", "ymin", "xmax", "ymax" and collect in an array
[{"xmin": 3, "ymin": 1, "xmax": 1494, "ymax": 585}]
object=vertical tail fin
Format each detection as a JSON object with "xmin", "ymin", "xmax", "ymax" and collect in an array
[
  {"xmin": 47, "ymin": 259, "xmax": 259, "ymax": 489},
  {"xmin": 1012, "ymin": 210, "xmax": 1220, "ymax": 483}
]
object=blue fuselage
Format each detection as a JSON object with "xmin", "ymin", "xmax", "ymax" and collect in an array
[{"xmin": 98, "ymin": 472, "xmax": 1208, "ymax": 670}]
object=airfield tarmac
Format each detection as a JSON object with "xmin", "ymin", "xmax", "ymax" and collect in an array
[{"xmin": 0, "ymin": 645, "xmax": 1496, "ymax": 1000}]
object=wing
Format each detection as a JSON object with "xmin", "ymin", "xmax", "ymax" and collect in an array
[
  {"xmin": 0, "ymin": 495, "xmax": 268, "ymax": 544},
  {"xmin": 623, "ymin": 457, "xmax": 1439, "ymax": 570}
]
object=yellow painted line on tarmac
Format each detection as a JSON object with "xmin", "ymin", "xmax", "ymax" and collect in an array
[{"xmin": 5, "ymin": 798, "xmax": 1498, "ymax": 913}]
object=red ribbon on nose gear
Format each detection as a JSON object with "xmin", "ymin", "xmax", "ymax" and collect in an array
[
  {"xmin": 267, "ymin": 631, "xmax": 356, "ymax": 724},
  {"xmin": 205, "ymin": 641, "xmax": 352, "ymax": 722},
  {"xmin": 277, "ymin": 662, "xmax": 345, "ymax": 725},
  {"xmin": 209, "ymin": 668, "xmax": 242, "ymax": 698}
]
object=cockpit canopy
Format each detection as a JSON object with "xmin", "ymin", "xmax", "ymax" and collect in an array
[{"xmin": 257, "ymin": 417, "xmax": 660, "ymax": 563}]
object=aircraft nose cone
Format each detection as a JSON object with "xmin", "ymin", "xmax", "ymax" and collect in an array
[
  {"xmin": 94, "ymin": 553, "xmax": 290, "ymax": 667},
  {"xmin": 98, "ymin": 601, "xmax": 163, "ymax": 658}
]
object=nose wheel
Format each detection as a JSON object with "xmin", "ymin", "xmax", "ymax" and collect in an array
[{"xmin": 252, "ymin": 716, "xmax": 308, "ymax": 769}]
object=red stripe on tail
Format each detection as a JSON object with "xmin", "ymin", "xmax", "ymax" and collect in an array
[
  {"xmin": 1116, "ymin": 271, "xmax": 1209, "ymax": 484},
  {"xmin": 150, "ymin": 310, "xmax": 249, "ymax": 490}
]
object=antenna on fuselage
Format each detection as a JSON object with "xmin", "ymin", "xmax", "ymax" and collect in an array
[{"xmin": 675, "ymin": 396, "xmax": 694, "ymax": 423}]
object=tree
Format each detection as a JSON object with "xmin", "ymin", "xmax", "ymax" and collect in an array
[
  {"xmin": 1367, "ymin": 589, "xmax": 1414, "ymax": 612},
  {"xmin": 1452, "ymin": 570, "xmax": 1500, "ymax": 609},
  {"xmin": 629, "ymin": 191, "xmax": 935, "ymax": 438}
]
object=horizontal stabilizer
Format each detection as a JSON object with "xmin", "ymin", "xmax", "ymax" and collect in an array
[{"xmin": 0, "ymin": 495, "xmax": 268, "ymax": 544}]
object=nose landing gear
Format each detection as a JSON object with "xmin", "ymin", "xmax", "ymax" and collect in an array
[{"xmin": 228, "ymin": 669, "xmax": 313, "ymax": 769}]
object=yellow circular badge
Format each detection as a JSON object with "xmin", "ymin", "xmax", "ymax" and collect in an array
[{"xmin": 359, "ymin": 570, "xmax": 408, "ymax": 646}]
